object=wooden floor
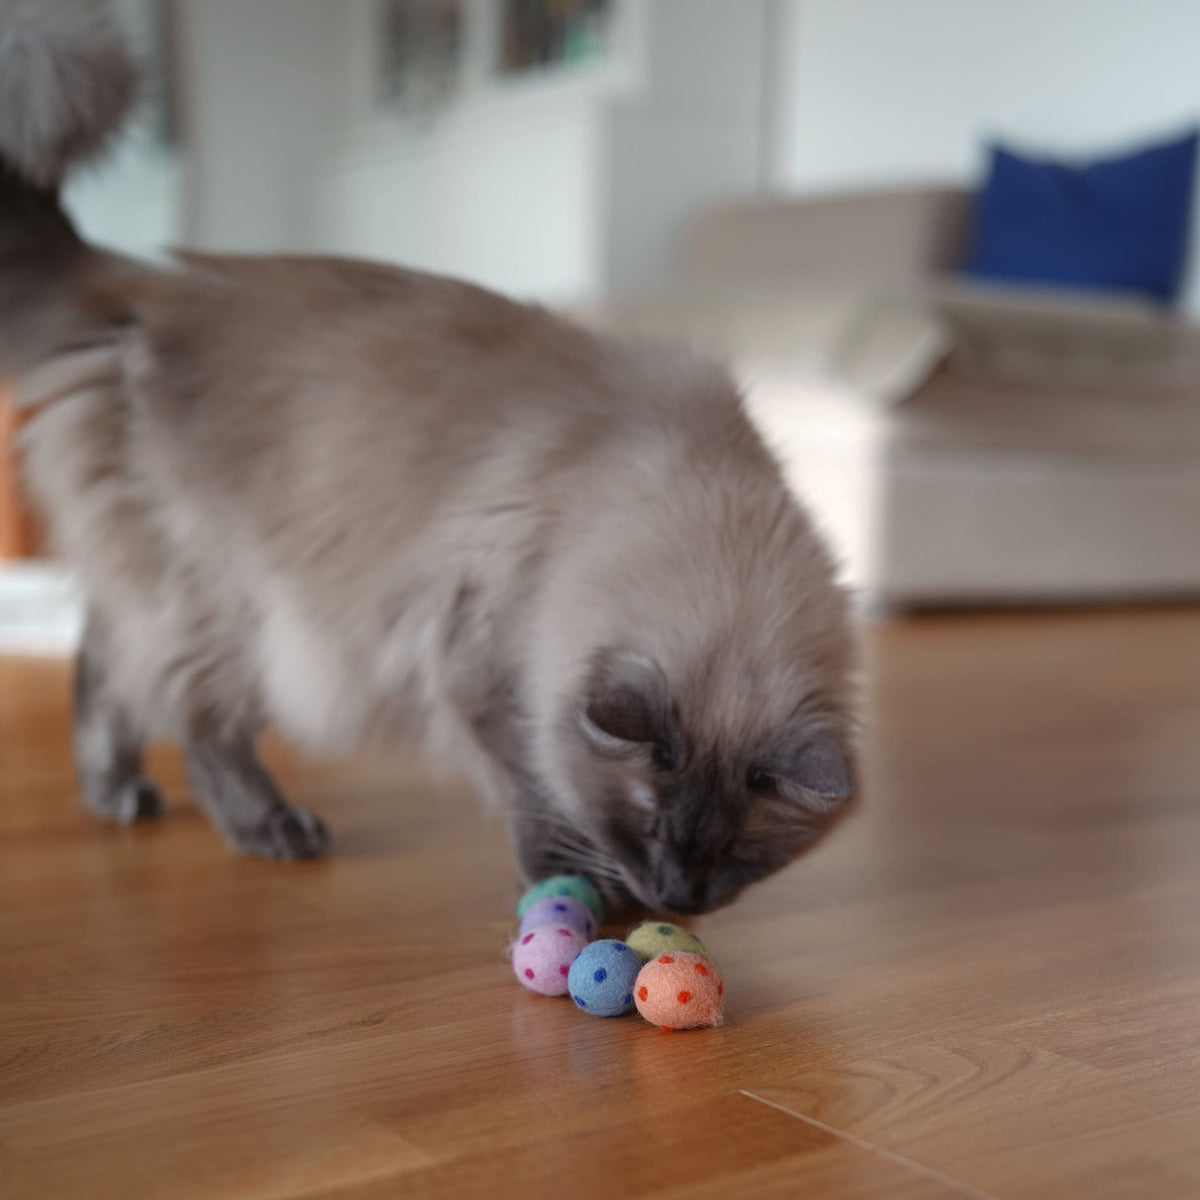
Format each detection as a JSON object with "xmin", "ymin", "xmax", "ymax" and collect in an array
[{"xmin": 2, "ymin": 610, "xmax": 1199, "ymax": 1199}]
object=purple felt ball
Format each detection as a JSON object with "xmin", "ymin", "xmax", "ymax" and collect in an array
[
  {"xmin": 517, "ymin": 895, "xmax": 597, "ymax": 941},
  {"xmin": 511, "ymin": 923, "xmax": 589, "ymax": 996}
]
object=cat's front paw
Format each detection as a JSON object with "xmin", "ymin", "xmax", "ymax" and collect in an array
[
  {"xmin": 229, "ymin": 806, "xmax": 330, "ymax": 860},
  {"xmin": 82, "ymin": 776, "xmax": 167, "ymax": 824}
]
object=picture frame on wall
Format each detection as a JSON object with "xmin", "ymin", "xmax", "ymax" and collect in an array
[
  {"xmin": 377, "ymin": 0, "xmax": 465, "ymax": 117},
  {"xmin": 500, "ymin": 0, "xmax": 615, "ymax": 76}
]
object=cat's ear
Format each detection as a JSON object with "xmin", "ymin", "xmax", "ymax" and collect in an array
[
  {"xmin": 770, "ymin": 729, "xmax": 853, "ymax": 804},
  {"xmin": 578, "ymin": 649, "xmax": 670, "ymax": 757}
]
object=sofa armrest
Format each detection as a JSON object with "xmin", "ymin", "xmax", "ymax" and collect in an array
[{"xmin": 678, "ymin": 186, "xmax": 974, "ymax": 292}]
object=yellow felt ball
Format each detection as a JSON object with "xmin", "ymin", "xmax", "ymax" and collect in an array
[{"xmin": 625, "ymin": 921, "xmax": 709, "ymax": 962}]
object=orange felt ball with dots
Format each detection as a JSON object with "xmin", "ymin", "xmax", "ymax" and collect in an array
[{"xmin": 633, "ymin": 951, "xmax": 725, "ymax": 1030}]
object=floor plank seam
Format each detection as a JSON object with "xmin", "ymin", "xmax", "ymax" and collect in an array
[{"xmin": 738, "ymin": 1090, "xmax": 1002, "ymax": 1200}]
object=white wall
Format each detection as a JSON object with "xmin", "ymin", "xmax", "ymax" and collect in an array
[
  {"xmin": 176, "ymin": 0, "xmax": 342, "ymax": 252},
  {"xmin": 319, "ymin": 0, "xmax": 770, "ymax": 303},
  {"xmin": 602, "ymin": 0, "xmax": 769, "ymax": 296},
  {"xmin": 64, "ymin": 137, "xmax": 180, "ymax": 262},
  {"xmin": 63, "ymin": 0, "xmax": 181, "ymax": 260},
  {"xmin": 168, "ymin": 0, "xmax": 612, "ymax": 301},
  {"xmin": 319, "ymin": 94, "xmax": 606, "ymax": 302},
  {"xmin": 770, "ymin": 0, "xmax": 1200, "ymax": 307},
  {"xmin": 773, "ymin": 0, "xmax": 1200, "ymax": 190},
  {"xmin": 107, "ymin": 0, "xmax": 766, "ymax": 303},
  {"xmin": 311, "ymin": 0, "xmax": 636, "ymax": 303}
]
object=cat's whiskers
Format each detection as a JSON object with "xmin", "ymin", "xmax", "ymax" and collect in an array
[{"xmin": 515, "ymin": 809, "xmax": 627, "ymax": 884}]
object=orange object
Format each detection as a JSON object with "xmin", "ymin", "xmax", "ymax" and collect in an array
[
  {"xmin": 0, "ymin": 385, "xmax": 43, "ymax": 560},
  {"xmin": 633, "ymin": 952, "xmax": 725, "ymax": 1031}
]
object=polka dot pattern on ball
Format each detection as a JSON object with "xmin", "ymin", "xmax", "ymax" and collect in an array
[
  {"xmin": 567, "ymin": 940, "xmax": 641, "ymax": 1018},
  {"xmin": 517, "ymin": 895, "xmax": 597, "ymax": 940},
  {"xmin": 516, "ymin": 876, "xmax": 605, "ymax": 922},
  {"xmin": 624, "ymin": 920, "xmax": 709, "ymax": 962},
  {"xmin": 511, "ymin": 923, "xmax": 589, "ymax": 996},
  {"xmin": 633, "ymin": 951, "xmax": 725, "ymax": 1030}
]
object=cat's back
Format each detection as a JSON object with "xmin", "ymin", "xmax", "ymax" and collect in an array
[
  {"xmin": 124, "ymin": 252, "xmax": 632, "ymax": 512},
  {"xmin": 145, "ymin": 252, "xmax": 614, "ymax": 428},
  {"xmin": 27, "ymin": 245, "xmax": 756, "ymax": 585}
]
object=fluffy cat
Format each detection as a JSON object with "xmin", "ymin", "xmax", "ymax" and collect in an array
[{"xmin": 0, "ymin": 0, "xmax": 855, "ymax": 914}]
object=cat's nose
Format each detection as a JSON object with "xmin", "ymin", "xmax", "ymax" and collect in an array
[{"xmin": 656, "ymin": 878, "xmax": 709, "ymax": 916}]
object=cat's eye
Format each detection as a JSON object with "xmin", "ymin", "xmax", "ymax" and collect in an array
[{"xmin": 745, "ymin": 768, "xmax": 775, "ymax": 794}]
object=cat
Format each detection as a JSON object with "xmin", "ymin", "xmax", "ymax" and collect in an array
[{"xmin": 0, "ymin": 0, "xmax": 855, "ymax": 914}]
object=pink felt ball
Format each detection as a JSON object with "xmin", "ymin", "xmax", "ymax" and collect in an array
[{"xmin": 511, "ymin": 922, "xmax": 589, "ymax": 996}]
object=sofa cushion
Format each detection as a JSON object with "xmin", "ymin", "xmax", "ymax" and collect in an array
[
  {"xmin": 828, "ymin": 296, "xmax": 950, "ymax": 408},
  {"xmin": 587, "ymin": 285, "xmax": 951, "ymax": 410},
  {"xmin": 682, "ymin": 188, "xmax": 974, "ymax": 291},
  {"xmin": 965, "ymin": 130, "xmax": 1199, "ymax": 303},
  {"xmin": 929, "ymin": 278, "xmax": 1183, "ymax": 387},
  {"xmin": 888, "ymin": 357, "xmax": 1200, "ymax": 464}
]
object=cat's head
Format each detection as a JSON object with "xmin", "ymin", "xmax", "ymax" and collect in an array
[
  {"xmin": 573, "ymin": 649, "xmax": 854, "ymax": 913},
  {"xmin": 519, "ymin": 557, "xmax": 856, "ymax": 914}
]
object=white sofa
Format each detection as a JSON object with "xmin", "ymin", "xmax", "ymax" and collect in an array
[{"xmin": 597, "ymin": 187, "xmax": 1200, "ymax": 609}]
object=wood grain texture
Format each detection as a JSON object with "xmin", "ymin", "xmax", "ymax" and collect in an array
[{"xmin": 2, "ymin": 609, "xmax": 1200, "ymax": 1198}]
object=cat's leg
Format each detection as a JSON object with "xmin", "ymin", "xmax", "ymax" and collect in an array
[
  {"xmin": 74, "ymin": 615, "xmax": 166, "ymax": 823},
  {"xmin": 184, "ymin": 734, "xmax": 329, "ymax": 860}
]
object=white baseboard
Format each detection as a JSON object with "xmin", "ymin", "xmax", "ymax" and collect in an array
[{"xmin": 0, "ymin": 562, "xmax": 83, "ymax": 657}]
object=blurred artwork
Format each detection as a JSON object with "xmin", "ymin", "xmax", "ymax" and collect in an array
[
  {"xmin": 501, "ymin": 0, "xmax": 614, "ymax": 75},
  {"xmin": 140, "ymin": 0, "xmax": 180, "ymax": 147},
  {"xmin": 111, "ymin": 0, "xmax": 179, "ymax": 145},
  {"xmin": 378, "ymin": 0, "xmax": 464, "ymax": 116}
]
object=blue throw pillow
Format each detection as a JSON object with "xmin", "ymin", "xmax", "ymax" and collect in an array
[{"xmin": 965, "ymin": 129, "xmax": 1199, "ymax": 303}]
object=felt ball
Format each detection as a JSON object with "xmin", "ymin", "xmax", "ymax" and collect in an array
[
  {"xmin": 567, "ymin": 939, "xmax": 641, "ymax": 1017},
  {"xmin": 516, "ymin": 875, "xmax": 605, "ymax": 922},
  {"xmin": 625, "ymin": 920, "xmax": 710, "ymax": 962},
  {"xmin": 633, "ymin": 952, "xmax": 725, "ymax": 1030},
  {"xmin": 511, "ymin": 922, "xmax": 589, "ymax": 996},
  {"xmin": 517, "ymin": 895, "xmax": 598, "ymax": 941}
]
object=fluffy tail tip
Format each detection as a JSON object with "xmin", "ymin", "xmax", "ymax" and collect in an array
[{"xmin": 0, "ymin": 0, "xmax": 140, "ymax": 190}]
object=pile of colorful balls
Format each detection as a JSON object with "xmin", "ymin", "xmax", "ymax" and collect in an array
[{"xmin": 510, "ymin": 874, "xmax": 725, "ymax": 1030}]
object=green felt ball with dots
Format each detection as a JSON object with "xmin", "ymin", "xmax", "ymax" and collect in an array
[
  {"xmin": 625, "ymin": 920, "xmax": 709, "ymax": 962},
  {"xmin": 516, "ymin": 875, "xmax": 605, "ymax": 922}
]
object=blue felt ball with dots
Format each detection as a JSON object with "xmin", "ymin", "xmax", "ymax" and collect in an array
[{"xmin": 567, "ymin": 939, "xmax": 641, "ymax": 1018}]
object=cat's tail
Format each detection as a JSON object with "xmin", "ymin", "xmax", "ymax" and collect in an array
[
  {"xmin": 0, "ymin": 0, "xmax": 141, "ymax": 387},
  {"xmin": 0, "ymin": 0, "xmax": 138, "ymax": 194}
]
